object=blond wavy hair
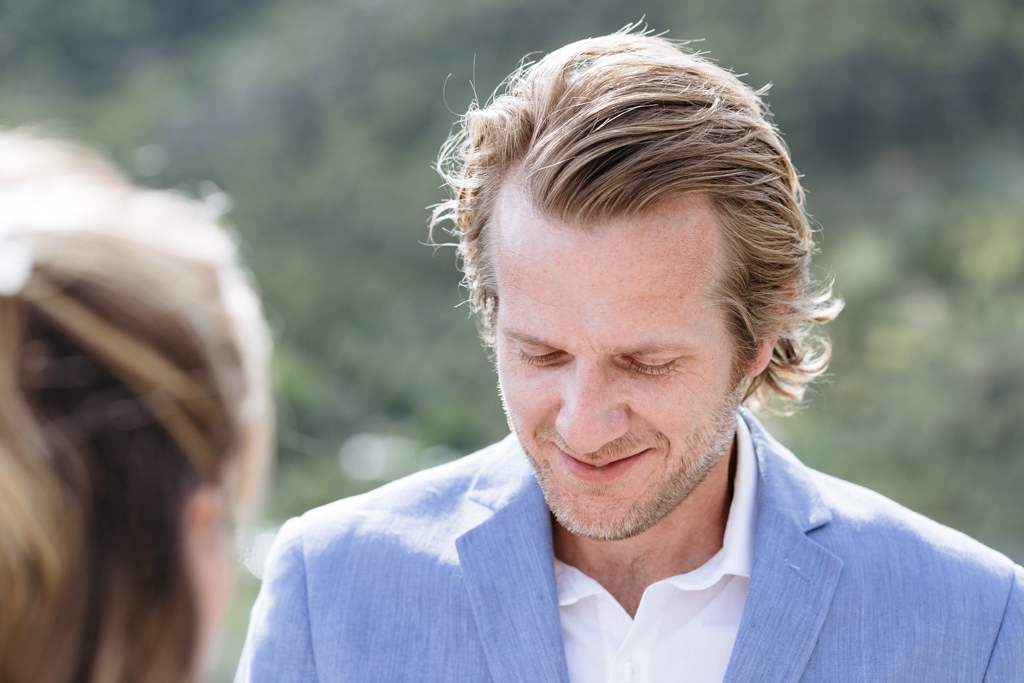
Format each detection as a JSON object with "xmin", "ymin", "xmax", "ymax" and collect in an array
[
  {"xmin": 432, "ymin": 31, "xmax": 842, "ymax": 409},
  {"xmin": 0, "ymin": 131, "xmax": 272, "ymax": 683}
]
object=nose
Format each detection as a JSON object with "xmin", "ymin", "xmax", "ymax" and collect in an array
[{"xmin": 554, "ymin": 360, "xmax": 629, "ymax": 455}]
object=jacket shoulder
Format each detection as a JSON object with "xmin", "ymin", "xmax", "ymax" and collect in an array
[
  {"xmin": 798, "ymin": 470, "xmax": 1022, "ymax": 679},
  {"xmin": 744, "ymin": 409, "xmax": 1015, "ymax": 582},
  {"xmin": 808, "ymin": 467, "xmax": 1014, "ymax": 578},
  {"xmin": 243, "ymin": 441, "xmax": 517, "ymax": 681},
  {"xmin": 283, "ymin": 435, "xmax": 523, "ymax": 572}
]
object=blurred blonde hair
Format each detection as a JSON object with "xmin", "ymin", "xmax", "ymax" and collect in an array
[
  {"xmin": 432, "ymin": 30, "xmax": 842, "ymax": 410},
  {"xmin": 0, "ymin": 130, "xmax": 272, "ymax": 683}
]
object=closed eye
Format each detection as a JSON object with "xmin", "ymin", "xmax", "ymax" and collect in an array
[
  {"xmin": 517, "ymin": 348, "xmax": 566, "ymax": 366},
  {"xmin": 624, "ymin": 356, "xmax": 677, "ymax": 376}
]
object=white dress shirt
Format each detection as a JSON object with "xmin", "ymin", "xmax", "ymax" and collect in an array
[{"xmin": 554, "ymin": 415, "xmax": 758, "ymax": 683}]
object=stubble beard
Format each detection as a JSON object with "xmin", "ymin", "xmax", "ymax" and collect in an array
[{"xmin": 508, "ymin": 386, "xmax": 743, "ymax": 542}]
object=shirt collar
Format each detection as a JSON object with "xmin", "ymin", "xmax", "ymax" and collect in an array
[
  {"xmin": 664, "ymin": 412, "xmax": 757, "ymax": 590},
  {"xmin": 554, "ymin": 413, "xmax": 759, "ymax": 605}
]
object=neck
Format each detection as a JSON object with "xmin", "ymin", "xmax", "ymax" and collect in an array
[{"xmin": 553, "ymin": 437, "xmax": 736, "ymax": 617}]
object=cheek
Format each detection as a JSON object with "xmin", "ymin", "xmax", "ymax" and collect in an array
[
  {"xmin": 188, "ymin": 524, "xmax": 235, "ymax": 669},
  {"xmin": 638, "ymin": 363, "xmax": 733, "ymax": 426},
  {"xmin": 495, "ymin": 347, "xmax": 557, "ymax": 425},
  {"xmin": 210, "ymin": 530, "xmax": 234, "ymax": 622},
  {"xmin": 495, "ymin": 350, "xmax": 530, "ymax": 417}
]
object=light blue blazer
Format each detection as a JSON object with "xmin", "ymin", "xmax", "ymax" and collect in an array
[{"xmin": 235, "ymin": 411, "xmax": 1023, "ymax": 682}]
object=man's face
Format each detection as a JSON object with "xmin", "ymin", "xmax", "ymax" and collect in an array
[{"xmin": 492, "ymin": 182, "xmax": 745, "ymax": 541}]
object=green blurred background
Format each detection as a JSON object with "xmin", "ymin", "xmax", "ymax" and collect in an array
[{"xmin": 3, "ymin": 0, "xmax": 1022, "ymax": 678}]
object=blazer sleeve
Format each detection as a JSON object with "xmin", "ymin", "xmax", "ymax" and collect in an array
[
  {"xmin": 983, "ymin": 564, "xmax": 1024, "ymax": 682},
  {"xmin": 234, "ymin": 518, "xmax": 319, "ymax": 683}
]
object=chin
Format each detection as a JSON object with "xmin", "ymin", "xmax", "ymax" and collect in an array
[
  {"xmin": 544, "ymin": 480, "xmax": 698, "ymax": 541},
  {"xmin": 552, "ymin": 500, "xmax": 660, "ymax": 541}
]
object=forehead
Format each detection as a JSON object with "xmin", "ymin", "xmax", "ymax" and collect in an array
[
  {"xmin": 492, "ymin": 180, "xmax": 723, "ymax": 302},
  {"xmin": 491, "ymin": 180, "xmax": 727, "ymax": 347}
]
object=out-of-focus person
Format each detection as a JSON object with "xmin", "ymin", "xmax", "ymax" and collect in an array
[{"xmin": 0, "ymin": 130, "xmax": 273, "ymax": 683}]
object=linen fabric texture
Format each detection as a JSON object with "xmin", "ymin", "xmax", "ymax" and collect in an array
[{"xmin": 235, "ymin": 410, "xmax": 1024, "ymax": 683}]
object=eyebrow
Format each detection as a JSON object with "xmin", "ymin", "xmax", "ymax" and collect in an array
[
  {"xmin": 501, "ymin": 328, "xmax": 696, "ymax": 357},
  {"xmin": 502, "ymin": 329, "xmax": 555, "ymax": 349}
]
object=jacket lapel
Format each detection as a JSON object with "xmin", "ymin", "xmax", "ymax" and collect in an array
[
  {"xmin": 456, "ymin": 438, "xmax": 571, "ymax": 683},
  {"xmin": 724, "ymin": 412, "xmax": 844, "ymax": 683}
]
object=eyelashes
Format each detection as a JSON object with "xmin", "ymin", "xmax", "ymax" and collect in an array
[
  {"xmin": 516, "ymin": 348, "xmax": 676, "ymax": 376},
  {"xmin": 517, "ymin": 348, "xmax": 565, "ymax": 366},
  {"xmin": 623, "ymin": 357, "xmax": 676, "ymax": 376}
]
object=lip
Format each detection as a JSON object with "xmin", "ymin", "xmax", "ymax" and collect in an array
[{"xmin": 560, "ymin": 448, "xmax": 650, "ymax": 484}]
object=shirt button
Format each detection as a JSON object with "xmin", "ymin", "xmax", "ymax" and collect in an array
[{"xmin": 622, "ymin": 662, "xmax": 635, "ymax": 682}]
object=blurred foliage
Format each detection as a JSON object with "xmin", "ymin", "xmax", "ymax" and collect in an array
[{"xmin": 3, "ymin": 0, "xmax": 1023, "ymax": 678}]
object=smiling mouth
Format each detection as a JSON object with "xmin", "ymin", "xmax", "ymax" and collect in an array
[
  {"xmin": 586, "ymin": 454, "xmax": 640, "ymax": 468},
  {"xmin": 583, "ymin": 449, "xmax": 649, "ymax": 467},
  {"xmin": 560, "ymin": 448, "xmax": 652, "ymax": 483}
]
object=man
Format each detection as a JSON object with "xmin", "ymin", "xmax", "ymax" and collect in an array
[{"xmin": 236, "ymin": 32, "xmax": 1023, "ymax": 682}]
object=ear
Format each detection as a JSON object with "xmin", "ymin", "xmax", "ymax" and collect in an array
[
  {"xmin": 745, "ymin": 284, "xmax": 793, "ymax": 379},
  {"xmin": 185, "ymin": 484, "xmax": 227, "ymax": 538},
  {"xmin": 746, "ymin": 336, "xmax": 777, "ymax": 379}
]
